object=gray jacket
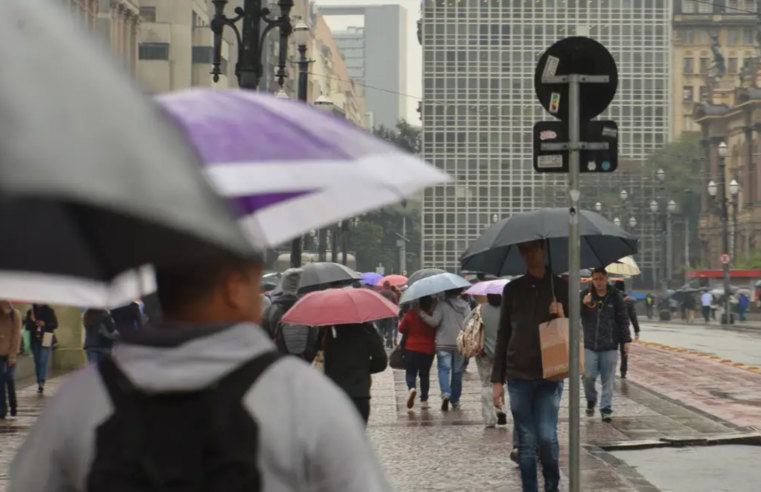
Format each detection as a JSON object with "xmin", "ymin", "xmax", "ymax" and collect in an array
[
  {"xmin": 463, "ymin": 304, "xmax": 501, "ymax": 358},
  {"xmin": 419, "ymin": 296, "xmax": 471, "ymax": 351},
  {"xmin": 9, "ymin": 323, "xmax": 391, "ymax": 492}
]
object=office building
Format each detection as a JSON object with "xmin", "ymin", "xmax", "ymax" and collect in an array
[
  {"xmin": 419, "ymin": 0, "xmax": 671, "ymax": 282},
  {"xmin": 318, "ymin": 4, "xmax": 408, "ymax": 129}
]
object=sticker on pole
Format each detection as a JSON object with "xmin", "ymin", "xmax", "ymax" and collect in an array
[
  {"xmin": 720, "ymin": 253, "xmax": 731, "ymax": 265},
  {"xmin": 543, "ymin": 55, "xmax": 560, "ymax": 79},
  {"xmin": 537, "ymin": 154, "xmax": 563, "ymax": 169},
  {"xmin": 549, "ymin": 93, "xmax": 561, "ymax": 113}
]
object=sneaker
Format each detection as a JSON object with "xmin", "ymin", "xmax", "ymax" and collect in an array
[
  {"xmin": 406, "ymin": 388, "xmax": 417, "ymax": 409},
  {"xmin": 421, "ymin": 400, "xmax": 430, "ymax": 410},
  {"xmin": 601, "ymin": 408, "xmax": 613, "ymax": 423},
  {"xmin": 509, "ymin": 448, "xmax": 519, "ymax": 463},
  {"xmin": 586, "ymin": 401, "xmax": 596, "ymax": 416},
  {"xmin": 441, "ymin": 396, "xmax": 450, "ymax": 412},
  {"xmin": 620, "ymin": 373, "xmax": 627, "ymax": 380},
  {"xmin": 497, "ymin": 411, "xmax": 507, "ymax": 426},
  {"xmin": 9, "ymin": 408, "xmax": 16, "ymax": 417},
  {"xmin": 452, "ymin": 402, "xmax": 462, "ymax": 411}
]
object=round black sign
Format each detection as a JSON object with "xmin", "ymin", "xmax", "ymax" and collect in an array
[{"xmin": 534, "ymin": 36, "xmax": 618, "ymax": 122}]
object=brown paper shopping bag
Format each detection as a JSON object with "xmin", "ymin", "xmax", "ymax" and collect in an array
[
  {"xmin": 539, "ymin": 318, "xmax": 584, "ymax": 381},
  {"xmin": 41, "ymin": 332, "xmax": 54, "ymax": 348}
]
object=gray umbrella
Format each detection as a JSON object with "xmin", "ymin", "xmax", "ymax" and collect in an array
[
  {"xmin": 399, "ymin": 273, "xmax": 471, "ymax": 305},
  {"xmin": 0, "ymin": 2, "xmax": 251, "ymax": 285},
  {"xmin": 299, "ymin": 263, "xmax": 361, "ymax": 292},
  {"xmin": 407, "ymin": 268, "xmax": 447, "ymax": 286},
  {"xmin": 459, "ymin": 208, "xmax": 638, "ymax": 276}
]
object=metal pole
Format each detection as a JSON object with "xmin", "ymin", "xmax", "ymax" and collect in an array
[
  {"xmin": 400, "ymin": 216, "xmax": 407, "ymax": 273},
  {"xmin": 331, "ymin": 224, "xmax": 338, "ymax": 263},
  {"xmin": 239, "ymin": 0, "xmax": 263, "ymax": 89},
  {"xmin": 288, "ymin": 45, "xmax": 309, "ymax": 269},
  {"xmin": 341, "ymin": 222, "xmax": 348, "ymax": 266},
  {"xmin": 666, "ymin": 212, "xmax": 673, "ymax": 284},
  {"xmin": 567, "ymin": 73, "xmax": 581, "ymax": 492},
  {"xmin": 685, "ymin": 217, "xmax": 691, "ymax": 270},
  {"xmin": 719, "ymin": 155, "xmax": 731, "ymax": 324},
  {"xmin": 732, "ymin": 199, "xmax": 738, "ymax": 260}
]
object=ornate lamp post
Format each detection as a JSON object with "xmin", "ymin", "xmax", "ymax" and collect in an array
[
  {"xmin": 210, "ymin": 0, "xmax": 294, "ymax": 89},
  {"xmin": 707, "ymin": 142, "xmax": 734, "ymax": 324}
]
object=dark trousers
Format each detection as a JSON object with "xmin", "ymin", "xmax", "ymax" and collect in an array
[
  {"xmin": 619, "ymin": 343, "xmax": 628, "ymax": 376},
  {"xmin": 379, "ymin": 319, "xmax": 395, "ymax": 348},
  {"xmin": 702, "ymin": 305, "xmax": 711, "ymax": 322},
  {"xmin": 0, "ymin": 357, "xmax": 13, "ymax": 418},
  {"xmin": 404, "ymin": 350, "xmax": 435, "ymax": 401},
  {"xmin": 351, "ymin": 397, "xmax": 371, "ymax": 425},
  {"xmin": 646, "ymin": 305, "xmax": 653, "ymax": 318}
]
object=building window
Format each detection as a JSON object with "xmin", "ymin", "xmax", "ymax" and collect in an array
[
  {"xmin": 700, "ymin": 57, "xmax": 710, "ymax": 73},
  {"xmin": 683, "ymin": 57, "xmax": 695, "ymax": 73},
  {"xmin": 682, "ymin": 29, "xmax": 695, "ymax": 44},
  {"xmin": 727, "ymin": 0, "xmax": 739, "ymax": 11},
  {"xmin": 700, "ymin": 86, "xmax": 709, "ymax": 101},
  {"xmin": 728, "ymin": 29, "xmax": 741, "ymax": 45},
  {"xmin": 139, "ymin": 6, "xmax": 156, "ymax": 22},
  {"xmin": 683, "ymin": 86, "xmax": 694, "ymax": 101},
  {"xmin": 138, "ymin": 43, "xmax": 169, "ymax": 60},
  {"xmin": 682, "ymin": 0, "xmax": 696, "ymax": 12},
  {"xmin": 741, "ymin": 0, "xmax": 756, "ymax": 10},
  {"xmin": 192, "ymin": 46, "xmax": 227, "ymax": 73},
  {"xmin": 744, "ymin": 28, "xmax": 755, "ymax": 44},
  {"xmin": 698, "ymin": 0, "xmax": 713, "ymax": 12},
  {"xmin": 729, "ymin": 57, "xmax": 739, "ymax": 73}
]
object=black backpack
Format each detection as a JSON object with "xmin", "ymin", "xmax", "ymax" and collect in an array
[{"xmin": 87, "ymin": 351, "xmax": 279, "ymax": 492}]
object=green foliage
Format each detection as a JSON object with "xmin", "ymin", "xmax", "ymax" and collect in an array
[
  {"xmin": 372, "ymin": 120, "xmax": 421, "ymax": 155},
  {"xmin": 735, "ymin": 252, "xmax": 761, "ymax": 270}
]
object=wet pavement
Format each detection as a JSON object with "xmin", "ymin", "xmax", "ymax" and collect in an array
[
  {"xmin": 611, "ymin": 445, "xmax": 761, "ymax": 492},
  {"xmin": 639, "ymin": 321, "xmax": 761, "ymax": 367}
]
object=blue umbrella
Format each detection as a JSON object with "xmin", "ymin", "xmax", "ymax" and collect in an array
[
  {"xmin": 399, "ymin": 273, "xmax": 471, "ymax": 305},
  {"xmin": 360, "ymin": 272, "xmax": 383, "ymax": 286}
]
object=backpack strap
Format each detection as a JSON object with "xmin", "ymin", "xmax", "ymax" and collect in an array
[
  {"xmin": 215, "ymin": 351, "xmax": 280, "ymax": 402},
  {"xmin": 97, "ymin": 356, "xmax": 140, "ymax": 406}
]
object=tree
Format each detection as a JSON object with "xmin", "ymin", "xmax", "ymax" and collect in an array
[{"xmin": 372, "ymin": 120, "xmax": 421, "ymax": 155}]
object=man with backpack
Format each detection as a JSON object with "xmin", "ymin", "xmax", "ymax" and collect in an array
[
  {"xmin": 9, "ymin": 252, "xmax": 391, "ymax": 492},
  {"xmin": 262, "ymin": 268, "xmax": 319, "ymax": 363}
]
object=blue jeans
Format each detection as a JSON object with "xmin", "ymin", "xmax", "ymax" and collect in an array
[
  {"xmin": 6, "ymin": 363, "xmax": 15, "ymax": 413},
  {"xmin": 508, "ymin": 378, "xmax": 563, "ymax": 492},
  {"xmin": 30, "ymin": 344, "xmax": 51, "ymax": 384},
  {"xmin": 86, "ymin": 349, "xmax": 109, "ymax": 364},
  {"xmin": 583, "ymin": 349, "xmax": 618, "ymax": 412},
  {"xmin": 436, "ymin": 349, "xmax": 464, "ymax": 404},
  {"xmin": 0, "ymin": 357, "xmax": 10, "ymax": 418}
]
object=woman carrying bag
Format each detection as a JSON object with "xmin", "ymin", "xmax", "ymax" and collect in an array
[
  {"xmin": 24, "ymin": 304, "xmax": 58, "ymax": 394},
  {"xmin": 397, "ymin": 296, "xmax": 437, "ymax": 410}
]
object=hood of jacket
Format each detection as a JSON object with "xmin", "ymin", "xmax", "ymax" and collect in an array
[{"xmin": 433, "ymin": 296, "xmax": 471, "ymax": 350}]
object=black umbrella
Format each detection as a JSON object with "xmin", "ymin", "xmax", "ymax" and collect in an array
[
  {"xmin": 299, "ymin": 263, "xmax": 361, "ymax": 292},
  {"xmin": 459, "ymin": 208, "xmax": 638, "ymax": 276},
  {"xmin": 0, "ymin": 1, "xmax": 253, "ymax": 307},
  {"xmin": 407, "ymin": 268, "xmax": 447, "ymax": 286}
]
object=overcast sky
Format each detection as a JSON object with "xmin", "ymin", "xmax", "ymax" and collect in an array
[{"xmin": 313, "ymin": 0, "xmax": 422, "ymax": 124}]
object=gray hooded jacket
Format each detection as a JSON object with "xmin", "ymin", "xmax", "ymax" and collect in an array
[
  {"xmin": 419, "ymin": 296, "xmax": 471, "ymax": 351},
  {"xmin": 9, "ymin": 323, "xmax": 391, "ymax": 492}
]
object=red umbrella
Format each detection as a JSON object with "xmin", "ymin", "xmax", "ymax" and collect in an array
[
  {"xmin": 377, "ymin": 274, "xmax": 408, "ymax": 287},
  {"xmin": 282, "ymin": 288, "xmax": 399, "ymax": 327}
]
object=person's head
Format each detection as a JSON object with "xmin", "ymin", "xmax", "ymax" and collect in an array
[
  {"xmin": 591, "ymin": 268, "xmax": 608, "ymax": 294},
  {"xmin": 419, "ymin": 295, "xmax": 433, "ymax": 312},
  {"xmin": 517, "ymin": 240, "xmax": 547, "ymax": 271},
  {"xmin": 279, "ymin": 268, "xmax": 304, "ymax": 296},
  {"xmin": 382, "ymin": 281, "xmax": 391, "ymax": 290},
  {"xmin": 473, "ymin": 294, "xmax": 487, "ymax": 305},
  {"xmin": 155, "ymin": 253, "xmax": 264, "ymax": 326},
  {"xmin": 486, "ymin": 294, "xmax": 502, "ymax": 307},
  {"xmin": 445, "ymin": 288, "xmax": 464, "ymax": 298}
]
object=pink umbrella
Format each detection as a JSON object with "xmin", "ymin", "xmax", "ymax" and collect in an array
[
  {"xmin": 377, "ymin": 274, "xmax": 408, "ymax": 287},
  {"xmin": 465, "ymin": 279, "xmax": 510, "ymax": 296},
  {"xmin": 282, "ymin": 288, "xmax": 399, "ymax": 327}
]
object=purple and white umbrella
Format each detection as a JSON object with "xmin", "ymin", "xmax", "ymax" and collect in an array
[
  {"xmin": 465, "ymin": 278, "xmax": 510, "ymax": 296},
  {"xmin": 156, "ymin": 89, "xmax": 451, "ymax": 247}
]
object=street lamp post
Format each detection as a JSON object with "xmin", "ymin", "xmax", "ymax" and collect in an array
[
  {"xmin": 708, "ymin": 142, "xmax": 732, "ymax": 325},
  {"xmin": 210, "ymin": 0, "xmax": 294, "ymax": 89},
  {"xmin": 667, "ymin": 199, "xmax": 676, "ymax": 281},
  {"xmin": 729, "ymin": 179, "xmax": 740, "ymax": 259}
]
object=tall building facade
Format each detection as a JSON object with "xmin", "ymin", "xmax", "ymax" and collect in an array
[
  {"xmin": 318, "ymin": 5, "xmax": 408, "ymax": 129},
  {"xmin": 96, "ymin": 0, "xmax": 141, "ymax": 75},
  {"xmin": 420, "ymin": 0, "xmax": 672, "ymax": 279}
]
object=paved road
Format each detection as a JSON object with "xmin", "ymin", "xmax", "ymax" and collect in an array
[{"xmin": 638, "ymin": 321, "xmax": 761, "ymax": 367}]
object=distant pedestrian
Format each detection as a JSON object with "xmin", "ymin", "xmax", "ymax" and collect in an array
[
  {"xmin": 110, "ymin": 300, "xmax": 143, "ymax": 332},
  {"xmin": 82, "ymin": 309, "xmax": 118, "ymax": 364},
  {"xmin": 398, "ymin": 296, "xmax": 436, "ymax": 410},
  {"xmin": 701, "ymin": 291, "xmax": 713, "ymax": 322},
  {"xmin": 682, "ymin": 292, "xmax": 696, "ymax": 324},
  {"xmin": 492, "ymin": 239, "xmax": 568, "ymax": 492},
  {"xmin": 324, "ymin": 323, "xmax": 388, "ymax": 424},
  {"xmin": 738, "ymin": 292, "xmax": 750, "ymax": 321},
  {"xmin": 378, "ymin": 281, "xmax": 399, "ymax": 348},
  {"xmin": 614, "ymin": 281, "xmax": 639, "ymax": 379},
  {"xmin": 581, "ymin": 269, "xmax": 631, "ymax": 422},
  {"xmin": 24, "ymin": 304, "xmax": 58, "ymax": 394},
  {"xmin": 645, "ymin": 293, "xmax": 654, "ymax": 319},
  {"xmin": 419, "ymin": 288, "xmax": 470, "ymax": 411},
  {"xmin": 0, "ymin": 301, "xmax": 21, "ymax": 418}
]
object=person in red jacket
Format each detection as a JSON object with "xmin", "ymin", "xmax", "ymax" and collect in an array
[{"xmin": 399, "ymin": 296, "xmax": 437, "ymax": 410}]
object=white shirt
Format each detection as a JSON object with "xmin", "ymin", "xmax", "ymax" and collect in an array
[{"xmin": 701, "ymin": 292, "xmax": 713, "ymax": 307}]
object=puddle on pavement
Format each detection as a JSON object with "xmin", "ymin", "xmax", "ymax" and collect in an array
[{"xmin": 611, "ymin": 445, "xmax": 761, "ymax": 491}]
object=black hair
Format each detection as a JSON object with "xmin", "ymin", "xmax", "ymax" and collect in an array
[
  {"xmin": 592, "ymin": 267, "xmax": 608, "ymax": 276},
  {"xmin": 614, "ymin": 280, "xmax": 626, "ymax": 293},
  {"xmin": 155, "ymin": 254, "xmax": 261, "ymax": 313},
  {"xmin": 486, "ymin": 294, "xmax": 502, "ymax": 307},
  {"xmin": 419, "ymin": 295, "xmax": 433, "ymax": 311},
  {"xmin": 445, "ymin": 288, "xmax": 464, "ymax": 297}
]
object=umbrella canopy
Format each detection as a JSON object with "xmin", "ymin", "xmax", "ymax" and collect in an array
[
  {"xmin": 399, "ymin": 273, "xmax": 472, "ymax": 305},
  {"xmin": 377, "ymin": 274, "xmax": 408, "ymax": 287},
  {"xmin": 407, "ymin": 268, "xmax": 448, "ymax": 286},
  {"xmin": 459, "ymin": 209, "xmax": 638, "ymax": 276},
  {"xmin": 281, "ymin": 288, "xmax": 399, "ymax": 326},
  {"xmin": 156, "ymin": 89, "xmax": 451, "ymax": 247},
  {"xmin": 0, "ymin": 1, "xmax": 253, "ymax": 307},
  {"xmin": 299, "ymin": 262, "xmax": 361, "ymax": 292},
  {"xmin": 465, "ymin": 279, "xmax": 510, "ymax": 296},
  {"xmin": 360, "ymin": 272, "xmax": 383, "ymax": 286},
  {"xmin": 605, "ymin": 256, "xmax": 641, "ymax": 276}
]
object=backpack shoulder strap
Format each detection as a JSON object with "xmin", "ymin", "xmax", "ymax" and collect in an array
[
  {"xmin": 215, "ymin": 351, "xmax": 281, "ymax": 402},
  {"xmin": 97, "ymin": 356, "xmax": 140, "ymax": 406}
]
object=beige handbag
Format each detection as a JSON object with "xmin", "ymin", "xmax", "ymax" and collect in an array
[{"xmin": 41, "ymin": 332, "xmax": 54, "ymax": 348}]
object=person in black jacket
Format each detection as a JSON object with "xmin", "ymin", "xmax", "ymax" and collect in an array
[
  {"xmin": 581, "ymin": 269, "xmax": 631, "ymax": 422},
  {"xmin": 24, "ymin": 304, "xmax": 58, "ymax": 393},
  {"xmin": 111, "ymin": 301, "xmax": 143, "ymax": 332},
  {"xmin": 324, "ymin": 323, "xmax": 388, "ymax": 425},
  {"xmin": 83, "ymin": 309, "xmax": 119, "ymax": 364},
  {"xmin": 614, "ymin": 280, "xmax": 640, "ymax": 379}
]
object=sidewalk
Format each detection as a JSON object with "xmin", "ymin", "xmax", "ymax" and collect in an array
[
  {"xmin": 639, "ymin": 316, "xmax": 761, "ymax": 331},
  {"xmin": 367, "ymin": 353, "xmax": 748, "ymax": 492}
]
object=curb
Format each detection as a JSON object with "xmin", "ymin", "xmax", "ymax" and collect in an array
[{"xmin": 635, "ymin": 341, "xmax": 761, "ymax": 374}]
